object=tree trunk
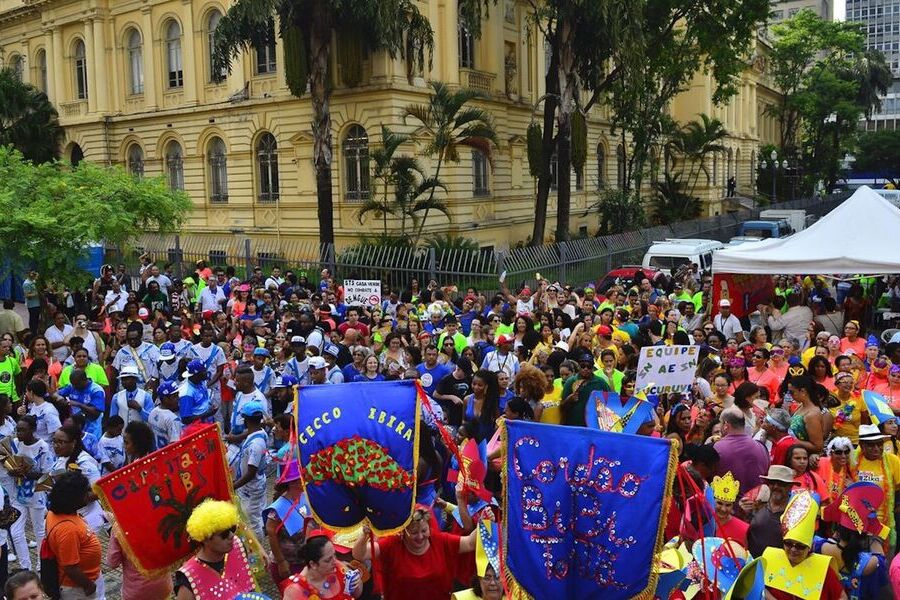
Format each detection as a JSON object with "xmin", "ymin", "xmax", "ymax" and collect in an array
[
  {"xmin": 529, "ymin": 46, "xmax": 559, "ymax": 247},
  {"xmin": 555, "ymin": 19, "xmax": 576, "ymax": 243},
  {"xmin": 310, "ymin": 3, "xmax": 334, "ymax": 248}
]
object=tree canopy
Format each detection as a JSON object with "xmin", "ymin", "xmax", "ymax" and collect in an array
[
  {"xmin": 0, "ymin": 147, "xmax": 192, "ymax": 287},
  {"xmin": 0, "ymin": 68, "xmax": 64, "ymax": 164},
  {"xmin": 854, "ymin": 130, "xmax": 900, "ymax": 186}
]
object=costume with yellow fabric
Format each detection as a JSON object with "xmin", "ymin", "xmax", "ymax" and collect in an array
[{"xmin": 762, "ymin": 491, "xmax": 840, "ymax": 600}]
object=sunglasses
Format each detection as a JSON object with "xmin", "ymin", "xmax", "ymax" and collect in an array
[
  {"xmin": 217, "ymin": 526, "xmax": 237, "ymax": 540},
  {"xmin": 753, "ymin": 354, "xmax": 765, "ymax": 359},
  {"xmin": 831, "ymin": 449, "xmax": 850, "ymax": 455},
  {"xmin": 783, "ymin": 540, "xmax": 807, "ymax": 551}
]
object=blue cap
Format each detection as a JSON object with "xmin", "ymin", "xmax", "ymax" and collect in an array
[
  {"xmin": 157, "ymin": 380, "xmax": 180, "ymax": 396},
  {"xmin": 253, "ymin": 347, "xmax": 270, "ymax": 358},
  {"xmin": 788, "ymin": 356, "xmax": 801, "ymax": 366},
  {"xmin": 240, "ymin": 401, "xmax": 265, "ymax": 418},
  {"xmin": 274, "ymin": 375, "xmax": 299, "ymax": 388},
  {"xmin": 323, "ymin": 343, "xmax": 339, "ymax": 358},
  {"xmin": 182, "ymin": 359, "xmax": 208, "ymax": 379},
  {"xmin": 159, "ymin": 342, "xmax": 177, "ymax": 360}
]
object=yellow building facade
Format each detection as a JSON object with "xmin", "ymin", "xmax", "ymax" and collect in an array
[{"xmin": 0, "ymin": 0, "xmax": 781, "ymax": 252}]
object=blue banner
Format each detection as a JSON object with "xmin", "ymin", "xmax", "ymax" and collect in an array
[
  {"xmin": 504, "ymin": 420, "xmax": 676, "ymax": 599},
  {"xmin": 297, "ymin": 380, "xmax": 421, "ymax": 535}
]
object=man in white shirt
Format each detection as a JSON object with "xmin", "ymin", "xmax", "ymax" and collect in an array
[
  {"xmin": 144, "ymin": 264, "xmax": 173, "ymax": 297},
  {"xmin": 481, "ymin": 334, "xmax": 520, "ymax": 379},
  {"xmin": 103, "ymin": 281, "xmax": 128, "ymax": 316},
  {"xmin": 764, "ymin": 292, "xmax": 813, "ymax": 348},
  {"xmin": 45, "ymin": 311, "xmax": 73, "ymax": 363},
  {"xmin": 713, "ymin": 299, "xmax": 744, "ymax": 342},
  {"xmin": 198, "ymin": 276, "xmax": 226, "ymax": 313},
  {"xmin": 149, "ymin": 381, "xmax": 183, "ymax": 449},
  {"xmin": 264, "ymin": 267, "xmax": 285, "ymax": 292}
]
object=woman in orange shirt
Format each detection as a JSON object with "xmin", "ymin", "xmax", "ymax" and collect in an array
[
  {"xmin": 815, "ymin": 437, "xmax": 856, "ymax": 506},
  {"xmin": 45, "ymin": 471, "xmax": 103, "ymax": 598},
  {"xmin": 785, "ymin": 444, "xmax": 829, "ymax": 504}
]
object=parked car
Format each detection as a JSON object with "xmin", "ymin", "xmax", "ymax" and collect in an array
[
  {"xmin": 596, "ymin": 266, "xmax": 660, "ymax": 293},
  {"xmin": 641, "ymin": 238, "xmax": 724, "ymax": 275}
]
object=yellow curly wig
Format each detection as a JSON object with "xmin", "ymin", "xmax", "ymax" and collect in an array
[{"xmin": 186, "ymin": 499, "xmax": 240, "ymax": 542}]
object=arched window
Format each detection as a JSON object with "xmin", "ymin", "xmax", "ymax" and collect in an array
[
  {"xmin": 597, "ymin": 144, "xmax": 606, "ymax": 190},
  {"xmin": 257, "ymin": 133, "xmax": 279, "ymax": 202},
  {"xmin": 35, "ymin": 50, "xmax": 47, "ymax": 92},
  {"xmin": 207, "ymin": 10, "xmax": 226, "ymax": 82},
  {"xmin": 343, "ymin": 125, "xmax": 369, "ymax": 201},
  {"xmin": 166, "ymin": 20, "xmax": 183, "ymax": 88},
  {"xmin": 70, "ymin": 144, "xmax": 84, "ymax": 167},
  {"xmin": 165, "ymin": 140, "xmax": 184, "ymax": 191},
  {"xmin": 458, "ymin": 9, "xmax": 475, "ymax": 69},
  {"xmin": 255, "ymin": 21, "xmax": 277, "ymax": 75},
  {"xmin": 127, "ymin": 29, "xmax": 144, "ymax": 95},
  {"xmin": 616, "ymin": 144, "xmax": 626, "ymax": 190},
  {"xmin": 207, "ymin": 137, "xmax": 228, "ymax": 203},
  {"xmin": 74, "ymin": 40, "xmax": 88, "ymax": 100},
  {"xmin": 127, "ymin": 144, "xmax": 144, "ymax": 179},
  {"xmin": 9, "ymin": 55, "xmax": 23, "ymax": 82},
  {"xmin": 473, "ymin": 150, "xmax": 489, "ymax": 196}
]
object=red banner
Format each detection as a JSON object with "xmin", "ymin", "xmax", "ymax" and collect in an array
[
  {"xmin": 93, "ymin": 424, "xmax": 233, "ymax": 575},
  {"xmin": 712, "ymin": 273, "xmax": 774, "ymax": 318}
]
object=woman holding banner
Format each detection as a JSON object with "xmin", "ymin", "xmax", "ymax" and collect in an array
[{"xmin": 352, "ymin": 504, "xmax": 478, "ymax": 600}]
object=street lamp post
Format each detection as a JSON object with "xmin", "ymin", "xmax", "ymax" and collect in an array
[{"xmin": 769, "ymin": 150, "xmax": 778, "ymax": 202}]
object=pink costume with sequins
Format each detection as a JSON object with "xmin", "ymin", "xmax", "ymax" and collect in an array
[{"xmin": 177, "ymin": 537, "xmax": 255, "ymax": 599}]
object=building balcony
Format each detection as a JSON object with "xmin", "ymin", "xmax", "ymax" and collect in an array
[
  {"xmin": 59, "ymin": 100, "xmax": 87, "ymax": 118},
  {"xmin": 460, "ymin": 68, "xmax": 496, "ymax": 94}
]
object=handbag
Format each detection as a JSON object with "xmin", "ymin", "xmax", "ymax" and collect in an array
[{"xmin": 0, "ymin": 493, "xmax": 21, "ymax": 528}]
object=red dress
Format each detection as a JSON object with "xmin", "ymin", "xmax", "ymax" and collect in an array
[{"xmin": 378, "ymin": 531, "xmax": 469, "ymax": 600}]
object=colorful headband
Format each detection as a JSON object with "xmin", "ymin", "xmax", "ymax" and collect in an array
[
  {"xmin": 848, "ymin": 320, "xmax": 860, "ymax": 329},
  {"xmin": 788, "ymin": 366, "xmax": 806, "ymax": 377}
]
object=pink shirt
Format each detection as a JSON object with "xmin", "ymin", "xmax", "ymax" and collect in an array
[{"xmin": 107, "ymin": 528, "xmax": 173, "ymax": 600}]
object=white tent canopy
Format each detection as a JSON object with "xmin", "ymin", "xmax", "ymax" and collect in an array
[{"xmin": 712, "ymin": 186, "xmax": 900, "ymax": 275}]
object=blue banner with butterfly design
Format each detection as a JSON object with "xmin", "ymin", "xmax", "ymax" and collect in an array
[{"xmin": 503, "ymin": 420, "xmax": 677, "ymax": 599}]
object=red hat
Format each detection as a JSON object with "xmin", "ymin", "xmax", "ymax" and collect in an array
[
  {"xmin": 823, "ymin": 481, "xmax": 890, "ymax": 538},
  {"xmin": 137, "ymin": 307, "xmax": 149, "ymax": 320},
  {"xmin": 201, "ymin": 309, "xmax": 214, "ymax": 321},
  {"xmin": 520, "ymin": 286, "xmax": 532, "ymax": 297},
  {"xmin": 597, "ymin": 325, "xmax": 613, "ymax": 337},
  {"xmin": 417, "ymin": 331, "xmax": 432, "ymax": 340},
  {"xmin": 496, "ymin": 334, "xmax": 515, "ymax": 345}
]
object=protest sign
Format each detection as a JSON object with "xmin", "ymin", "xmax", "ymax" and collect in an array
[
  {"xmin": 93, "ymin": 424, "xmax": 232, "ymax": 575},
  {"xmin": 343, "ymin": 279, "xmax": 381, "ymax": 306},
  {"xmin": 504, "ymin": 420, "xmax": 676, "ymax": 599},
  {"xmin": 297, "ymin": 380, "xmax": 420, "ymax": 535},
  {"xmin": 636, "ymin": 344, "xmax": 699, "ymax": 395}
]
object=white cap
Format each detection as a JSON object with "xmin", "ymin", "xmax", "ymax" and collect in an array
[
  {"xmin": 118, "ymin": 365, "xmax": 140, "ymax": 379},
  {"xmin": 719, "ymin": 299, "xmax": 731, "ymax": 308},
  {"xmin": 309, "ymin": 356, "xmax": 327, "ymax": 370}
]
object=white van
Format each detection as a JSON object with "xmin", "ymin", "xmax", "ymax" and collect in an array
[{"xmin": 641, "ymin": 238, "xmax": 725, "ymax": 275}]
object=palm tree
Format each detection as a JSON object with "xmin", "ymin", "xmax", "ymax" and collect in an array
[
  {"xmin": 677, "ymin": 114, "xmax": 728, "ymax": 198},
  {"xmin": 213, "ymin": 1, "xmax": 491, "ymax": 248},
  {"xmin": 0, "ymin": 68, "xmax": 63, "ymax": 164},
  {"xmin": 403, "ymin": 81, "xmax": 497, "ymax": 244},
  {"xmin": 651, "ymin": 172, "xmax": 702, "ymax": 224},
  {"xmin": 357, "ymin": 126, "xmax": 408, "ymax": 236}
]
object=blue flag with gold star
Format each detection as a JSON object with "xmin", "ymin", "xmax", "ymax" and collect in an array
[{"xmin": 503, "ymin": 420, "xmax": 677, "ymax": 599}]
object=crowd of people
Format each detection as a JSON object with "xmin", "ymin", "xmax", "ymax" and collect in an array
[{"xmin": 0, "ymin": 258, "xmax": 898, "ymax": 599}]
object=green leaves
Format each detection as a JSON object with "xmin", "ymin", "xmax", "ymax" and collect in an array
[
  {"xmin": 0, "ymin": 68, "xmax": 63, "ymax": 164},
  {"xmin": 0, "ymin": 147, "xmax": 191, "ymax": 288},
  {"xmin": 854, "ymin": 131, "xmax": 900, "ymax": 186}
]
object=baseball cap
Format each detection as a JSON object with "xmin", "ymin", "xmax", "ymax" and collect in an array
[
  {"xmin": 252, "ymin": 318, "xmax": 266, "ymax": 328},
  {"xmin": 290, "ymin": 335, "xmax": 306, "ymax": 345},
  {"xmin": 323, "ymin": 343, "xmax": 339, "ymax": 358},
  {"xmin": 309, "ymin": 356, "xmax": 327, "ymax": 370},
  {"xmin": 240, "ymin": 401, "xmax": 265, "ymax": 418},
  {"xmin": 596, "ymin": 325, "xmax": 613, "ymax": 337},
  {"xmin": 202, "ymin": 310, "xmax": 214, "ymax": 321},
  {"xmin": 182, "ymin": 359, "xmax": 208, "ymax": 379},
  {"xmin": 157, "ymin": 380, "xmax": 180, "ymax": 397},
  {"xmin": 138, "ymin": 307, "xmax": 150, "ymax": 319},
  {"xmin": 718, "ymin": 299, "xmax": 731, "ymax": 308},
  {"xmin": 117, "ymin": 365, "xmax": 140, "ymax": 379},
  {"xmin": 496, "ymin": 334, "xmax": 514, "ymax": 345},
  {"xmin": 274, "ymin": 375, "xmax": 299, "ymax": 388},
  {"xmin": 253, "ymin": 347, "xmax": 270, "ymax": 358},
  {"xmin": 159, "ymin": 342, "xmax": 177, "ymax": 361}
]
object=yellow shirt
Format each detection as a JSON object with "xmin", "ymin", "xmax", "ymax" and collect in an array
[
  {"xmin": 828, "ymin": 393, "xmax": 864, "ymax": 444},
  {"xmin": 540, "ymin": 380, "xmax": 563, "ymax": 425},
  {"xmin": 856, "ymin": 452, "xmax": 900, "ymax": 525}
]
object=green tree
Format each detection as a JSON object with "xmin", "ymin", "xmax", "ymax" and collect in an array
[
  {"xmin": 592, "ymin": 189, "xmax": 646, "ymax": 235},
  {"xmin": 402, "ymin": 81, "xmax": 497, "ymax": 244},
  {"xmin": 769, "ymin": 10, "xmax": 890, "ymax": 192},
  {"xmin": 674, "ymin": 114, "xmax": 729, "ymax": 199},
  {"xmin": 650, "ymin": 172, "xmax": 702, "ymax": 224},
  {"xmin": 212, "ymin": 1, "xmax": 491, "ymax": 247},
  {"xmin": 0, "ymin": 146, "xmax": 191, "ymax": 288},
  {"xmin": 0, "ymin": 69, "xmax": 64, "ymax": 164},
  {"xmin": 854, "ymin": 130, "xmax": 900, "ymax": 187}
]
